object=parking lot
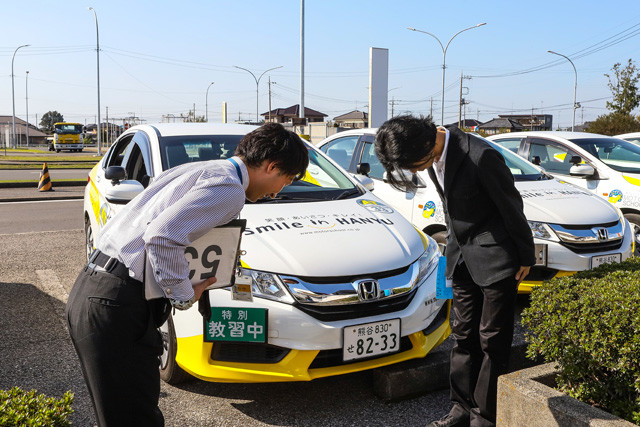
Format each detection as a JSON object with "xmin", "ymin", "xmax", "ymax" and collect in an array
[{"xmin": 0, "ymin": 226, "xmax": 535, "ymax": 426}]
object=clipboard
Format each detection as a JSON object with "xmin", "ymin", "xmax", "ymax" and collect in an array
[{"xmin": 144, "ymin": 219, "xmax": 247, "ymax": 300}]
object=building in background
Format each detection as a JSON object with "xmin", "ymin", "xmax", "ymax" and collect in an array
[
  {"xmin": 0, "ymin": 115, "xmax": 47, "ymax": 146},
  {"xmin": 261, "ymin": 104, "xmax": 327, "ymax": 125},
  {"xmin": 333, "ymin": 110, "xmax": 368, "ymax": 129}
]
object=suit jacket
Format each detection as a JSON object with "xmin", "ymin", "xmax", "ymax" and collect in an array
[{"xmin": 428, "ymin": 127, "xmax": 535, "ymax": 286}]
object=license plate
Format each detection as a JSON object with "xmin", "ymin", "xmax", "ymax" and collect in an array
[
  {"xmin": 343, "ymin": 319, "xmax": 401, "ymax": 361},
  {"xmin": 591, "ymin": 253, "xmax": 621, "ymax": 268},
  {"xmin": 203, "ymin": 307, "xmax": 267, "ymax": 343}
]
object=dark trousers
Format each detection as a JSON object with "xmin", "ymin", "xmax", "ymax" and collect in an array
[
  {"xmin": 65, "ymin": 266, "xmax": 169, "ymax": 427},
  {"xmin": 448, "ymin": 262, "xmax": 518, "ymax": 427}
]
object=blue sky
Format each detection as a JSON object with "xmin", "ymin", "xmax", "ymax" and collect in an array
[{"xmin": 2, "ymin": 0, "xmax": 640, "ymax": 129}]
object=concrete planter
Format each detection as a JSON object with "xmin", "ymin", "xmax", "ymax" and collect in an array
[{"xmin": 497, "ymin": 362, "xmax": 635, "ymax": 426}]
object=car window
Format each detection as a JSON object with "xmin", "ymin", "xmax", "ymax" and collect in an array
[
  {"xmin": 570, "ymin": 137, "xmax": 640, "ymax": 174},
  {"xmin": 324, "ymin": 136, "xmax": 358, "ymax": 170},
  {"xmin": 361, "ymin": 142, "xmax": 387, "ymax": 180},
  {"xmin": 160, "ymin": 135, "xmax": 360, "ymax": 202},
  {"xmin": 621, "ymin": 136, "xmax": 640, "ymax": 145},
  {"xmin": 124, "ymin": 144, "xmax": 150, "ymax": 187},
  {"xmin": 104, "ymin": 134, "xmax": 134, "ymax": 168},
  {"xmin": 486, "ymin": 139, "xmax": 547, "ymax": 181},
  {"xmin": 528, "ymin": 140, "xmax": 580, "ymax": 175},
  {"xmin": 492, "ymin": 137, "xmax": 522, "ymax": 154},
  {"xmin": 159, "ymin": 135, "xmax": 243, "ymax": 170}
]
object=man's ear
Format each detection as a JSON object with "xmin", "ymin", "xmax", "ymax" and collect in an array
[{"xmin": 265, "ymin": 161, "xmax": 280, "ymax": 175}]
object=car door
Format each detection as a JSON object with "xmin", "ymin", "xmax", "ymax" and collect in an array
[{"xmin": 523, "ymin": 137, "xmax": 602, "ymax": 192}]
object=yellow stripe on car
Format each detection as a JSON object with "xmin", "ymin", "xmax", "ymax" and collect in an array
[{"xmin": 517, "ymin": 270, "xmax": 576, "ymax": 294}]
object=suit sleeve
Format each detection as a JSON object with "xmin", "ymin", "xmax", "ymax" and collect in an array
[{"xmin": 477, "ymin": 148, "xmax": 536, "ymax": 266}]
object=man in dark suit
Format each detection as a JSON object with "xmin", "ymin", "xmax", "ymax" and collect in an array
[{"xmin": 375, "ymin": 115, "xmax": 535, "ymax": 427}]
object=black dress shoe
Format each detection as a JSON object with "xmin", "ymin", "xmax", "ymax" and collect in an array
[{"xmin": 426, "ymin": 411, "xmax": 470, "ymax": 427}]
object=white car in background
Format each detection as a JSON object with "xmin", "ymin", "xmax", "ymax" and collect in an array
[
  {"xmin": 616, "ymin": 132, "xmax": 640, "ymax": 146},
  {"xmin": 83, "ymin": 123, "xmax": 451, "ymax": 384},
  {"xmin": 318, "ymin": 128, "xmax": 634, "ymax": 293},
  {"xmin": 486, "ymin": 131, "xmax": 640, "ymax": 255}
]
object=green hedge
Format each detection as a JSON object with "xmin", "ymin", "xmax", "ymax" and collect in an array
[
  {"xmin": 0, "ymin": 387, "xmax": 73, "ymax": 426},
  {"xmin": 522, "ymin": 257, "xmax": 640, "ymax": 425}
]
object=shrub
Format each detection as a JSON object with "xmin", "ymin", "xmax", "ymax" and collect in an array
[
  {"xmin": 522, "ymin": 257, "xmax": 640, "ymax": 425},
  {"xmin": 0, "ymin": 387, "xmax": 74, "ymax": 426}
]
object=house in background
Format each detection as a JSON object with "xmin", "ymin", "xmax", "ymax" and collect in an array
[
  {"xmin": 0, "ymin": 115, "xmax": 47, "ymax": 147},
  {"xmin": 478, "ymin": 117, "xmax": 524, "ymax": 135},
  {"xmin": 261, "ymin": 104, "xmax": 327, "ymax": 125},
  {"xmin": 333, "ymin": 110, "xmax": 368, "ymax": 129},
  {"xmin": 498, "ymin": 114, "xmax": 552, "ymax": 131},
  {"xmin": 446, "ymin": 119, "xmax": 482, "ymax": 130}
]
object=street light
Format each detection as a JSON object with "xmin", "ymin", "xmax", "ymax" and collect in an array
[
  {"xmin": 547, "ymin": 50, "xmax": 578, "ymax": 132},
  {"xmin": 407, "ymin": 23, "xmax": 485, "ymax": 125},
  {"xmin": 205, "ymin": 82, "xmax": 215, "ymax": 122},
  {"xmin": 233, "ymin": 65, "xmax": 283, "ymax": 123},
  {"xmin": 25, "ymin": 71, "xmax": 29, "ymax": 147},
  {"xmin": 11, "ymin": 44, "xmax": 30, "ymax": 151},
  {"xmin": 89, "ymin": 7, "xmax": 102, "ymax": 156}
]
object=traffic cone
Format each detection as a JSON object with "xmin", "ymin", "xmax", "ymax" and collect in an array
[{"xmin": 38, "ymin": 162, "xmax": 54, "ymax": 192}]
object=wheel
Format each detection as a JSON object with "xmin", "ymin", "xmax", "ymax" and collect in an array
[
  {"xmin": 159, "ymin": 314, "xmax": 191, "ymax": 384},
  {"xmin": 623, "ymin": 213, "xmax": 640, "ymax": 257},
  {"xmin": 84, "ymin": 217, "xmax": 94, "ymax": 262},
  {"xmin": 431, "ymin": 230, "xmax": 447, "ymax": 255},
  {"xmin": 56, "ymin": 149, "xmax": 60, "ymax": 153}
]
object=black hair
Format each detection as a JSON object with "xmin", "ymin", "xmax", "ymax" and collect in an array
[
  {"xmin": 374, "ymin": 114, "xmax": 438, "ymax": 192},
  {"xmin": 235, "ymin": 122, "xmax": 309, "ymax": 180}
]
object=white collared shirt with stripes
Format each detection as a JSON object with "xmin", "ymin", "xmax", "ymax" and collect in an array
[{"xmin": 97, "ymin": 156, "xmax": 248, "ymax": 302}]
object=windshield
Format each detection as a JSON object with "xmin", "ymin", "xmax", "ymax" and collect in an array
[
  {"xmin": 54, "ymin": 124, "xmax": 83, "ymax": 134},
  {"xmin": 159, "ymin": 135, "xmax": 359, "ymax": 202},
  {"xmin": 478, "ymin": 136, "xmax": 548, "ymax": 181},
  {"xmin": 569, "ymin": 137, "xmax": 640, "ymax": 173}
]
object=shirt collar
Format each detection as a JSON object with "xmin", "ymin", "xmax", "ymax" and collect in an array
[
  {"xmin": 433, "ymin": 127, "xmax": 450, "ymax": 170},
  {"xmin": 230, "ymin": 156, "xmax": 249, "ymax": 191}
]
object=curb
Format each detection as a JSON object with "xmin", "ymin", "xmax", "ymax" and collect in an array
[
  {"xmin": 0, "ymin": 195, "xmax": 84, "ymax": 203},
  {"xmin": 0, "ymin": 180, "xmax": 86, "ymax": 189},
  {"xmin": 372, "ymin": 339, "xmax": 538, "ymax": 401}
]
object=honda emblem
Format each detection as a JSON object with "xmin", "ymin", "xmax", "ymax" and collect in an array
[{"xmin": 355, "ymin": 279, "xmax": 380, "ymax": 301}]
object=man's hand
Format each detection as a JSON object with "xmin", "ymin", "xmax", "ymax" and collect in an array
[
  {"xmin": 193, "ymin": 276, "xmax": 217, "ymax": 301},
  {"xmin": 515, "ymin": 266, "xmax": 530, "ymax": 284}
]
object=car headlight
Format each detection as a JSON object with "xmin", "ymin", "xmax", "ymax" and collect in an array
[
  {"xmin": 528, "ymin": 221, "xmax": 559, "ymax": 242},
  {"xmin": 413, "ymin": 235, "xmax": 440, "ymax": 287},
  {"xmin": 238, "ymin": 268, "xmax": 294, "ymax": 304}
]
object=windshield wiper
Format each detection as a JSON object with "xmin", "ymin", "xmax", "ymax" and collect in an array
[{"xmin": 333, "ymin": 189, "xmax": 361, "ymax": 200}]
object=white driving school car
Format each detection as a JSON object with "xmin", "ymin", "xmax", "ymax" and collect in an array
[
  {"xmin": 83, "ymin": 123, "xmax": 450, "ymax": 384},
  {"xmin": 318, "ymin": 128, "xmax": 634, "ymax": 293}
]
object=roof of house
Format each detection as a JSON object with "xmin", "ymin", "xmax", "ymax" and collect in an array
[
  {"xmin": 478, "ymin": 118, "xmax": 524, "ymax": 130},
  {"xmin": 0, "ymin": 115, "xmax": 47, "ymax": 137},
  {"xmin": 261, "ymin": 104, "xmax": 327, "ymax": 118},
  {"xmin": 445, "ymin": 119, "xmax": 481, "ymax": 128},
  {"xmin": 334, "ymin": 110, "xmax": 368, "ymax": 121}
]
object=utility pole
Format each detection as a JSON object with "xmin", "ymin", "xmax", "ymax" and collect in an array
[
  {"xmin": 106, "ymin": 106, "xmax": 109, "ymax": 146},
  {"xmin": 459, "ymin": 72, "xmax": 471, "ymax": 128},
  {"xmin": 25, "ymin": 70, "xmax": 30, "ymax": 147},
  {"xmin": 459, "ymin": 71, "xmax": 463, "ymax": 128},
  {"xmin": 390, "ymin": 96, "xmax": 395, "ymax": 117},
  {"xmin": 268, "ymin": 76, "xmax": 275, "ymax": 123},
  {"xmin": 430, "ymin": 98, "xmax": 433, "ymax": 119}
]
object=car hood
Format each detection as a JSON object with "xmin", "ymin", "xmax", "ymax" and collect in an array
[
  {"xmin": 239, "ymin": 197, "xmax": 427, "ymax": 277},
  {"xmin": 515, "ymin": 179, "xmax": 619, "ymax": 225}
]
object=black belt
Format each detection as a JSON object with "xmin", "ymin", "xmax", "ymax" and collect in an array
[{"xmin": 87, "ymin": 250, "xmax": 132, "ymax": 282}]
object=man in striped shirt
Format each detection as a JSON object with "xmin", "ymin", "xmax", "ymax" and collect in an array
[{"xmin": 66, "ymin": 123, "xmax": 308, "ymax": 427}]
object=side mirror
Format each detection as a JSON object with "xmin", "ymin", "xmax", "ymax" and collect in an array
[
  {"xmin": 570, "ymin": 164, "xmax": 595, "ymax": 177},
  {"xmin": 531, "ymin": 155, "xmax": 541, "ymax": 165},
  {"xmin": 105, "ymin": 179, "xmax": 145, "ymax": 204},
  {"xmin": 352, "ymin": 174, "xmax": 374, "ymax": 191},
  {"xmin": 105, "ymin": 166, "xmax": 127, "ymax": 185},
  {"xmin": 356, "ymin": 162, "xmax": 371, "ymax": 176}
]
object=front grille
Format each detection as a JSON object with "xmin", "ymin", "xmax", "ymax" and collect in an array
[
  {"xmin": 524, "ymin": 266, "xmax": 559, "ymax": 281},
  {"xmin": 560, "ymin": 240, "xmax": 623, "ymax": 254},
  {"xmin": 294, "ymin": 287, "xmax": 417, "ymax": 322},
  {"xmin": 210, "ymin": 342, "xmax": 290, "ymax": 364},
  {"xmin": 308, "ymin": 336, "xmax": 413, "ymax": 369}
]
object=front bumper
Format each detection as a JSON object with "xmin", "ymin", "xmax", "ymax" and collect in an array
[
  {"xmin": 171, "ymin": 273, "xmax": 451, "ymax": 383},
  {"xmin": 518, "ymin": 226, "xmax": 634, "ymax": 293}
]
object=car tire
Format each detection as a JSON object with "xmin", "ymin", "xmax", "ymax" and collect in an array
[
  {"xmin": 84, "ymin": 217, "xmax": 94, "ymax": 262},
  {"xmin": 159, "ymin": 314, "xmax": 192, "ymax": 385},
  {"xmin": 624, "ymin": 213, "xmax": 640, "ymax": 256},
  {"xmin": 431, "ymin": 230, "xmax": 447, "ymax": 255},
  {"xmin": 56, "ymin": 149, "xmax": 60, "ymax": 153}
]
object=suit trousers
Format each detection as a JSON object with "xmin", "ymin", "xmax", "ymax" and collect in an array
[
  {"xmin": 448, "ymin": 262, "xmax": 518, "ymax": 427},
  {"xmin": 66, "ymin": 266, "xmax": 170, "ymax": 427}
]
